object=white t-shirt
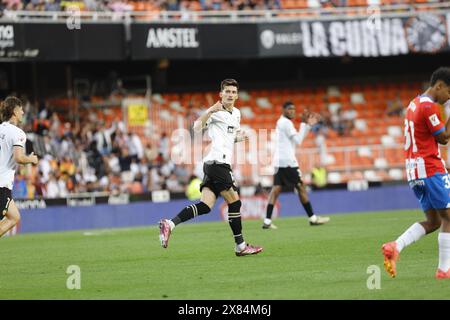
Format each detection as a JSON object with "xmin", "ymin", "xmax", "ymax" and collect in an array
[
  {"xmin": 203, "ymin": 107, "xmax": 241, "ymax": 165},
  {"xmin": 0, "ymin": 122, "xmax": 27, "ymax": 190},
  {"xmin": 272, "ymin": 116, "xmax": 310, "ymax": 168}
]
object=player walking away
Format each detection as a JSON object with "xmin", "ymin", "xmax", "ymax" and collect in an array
[
  {"xmin": 0, "ymin": 96, "xmax": 38, "ymax": 237},
  {"xmin": 159, "ymin": 79, "xmax": 263, "ymax": 257},
  {"xmin": 382, "ymin": 67, "xmax": 450, "ymax": 279},
  {"xmin": 263, "ymin": 102, "xmax": 330, "ymax": 230}
]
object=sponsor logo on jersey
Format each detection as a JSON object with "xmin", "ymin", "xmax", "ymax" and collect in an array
[{"xmin": 429, "ymin": 114, "xmax": 440, "ymax": 127}]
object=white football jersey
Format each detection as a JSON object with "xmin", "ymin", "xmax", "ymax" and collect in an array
[
  {"xmin": 272, "ymin": 116, "xmax": 309, "ymax": 168},
  {"xmin": 0, "ymin": 122, "xmax": 27, "ymax": 190},
  {"xmin": 203, "ymin": 107, "xmax": 240, "ymax": 165}
]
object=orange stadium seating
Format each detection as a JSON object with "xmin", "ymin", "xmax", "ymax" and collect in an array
[{"xmin": 48, "ymin": 78, "xmax": 450, "ymax": 185}]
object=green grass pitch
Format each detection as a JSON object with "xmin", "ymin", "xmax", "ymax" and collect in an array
[{"xmin": 1, "ymin": 209, "xmax": 449, "ymax": 299}]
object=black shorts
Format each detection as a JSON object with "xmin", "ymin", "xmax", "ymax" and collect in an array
[
  {"xmin": 274, "ymin": 167, "xmax": 302, "ymax": 187},
  {"xmin": 0, "ymin": 187, "xmax": 12, "ymax": 220},
  {"xmin": 200, "ymin": 161, "xmax": 238, "ymax": 198}
]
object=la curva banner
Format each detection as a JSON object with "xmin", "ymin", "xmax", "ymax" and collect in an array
[{"xmin": 258, "ymin": 12, "xmax": 450, "ymax": 58}]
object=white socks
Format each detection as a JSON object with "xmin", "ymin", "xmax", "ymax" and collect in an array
[
  {"xmin": 309, "ymin": 215, "xmax": 318, "ymax": 223},
  {"xmin": 393, "ymin": 225, "xmax": 450, "ymax": 272},
  {"xmin": 395, "ymin": 222, "xmax": 426, "ymax": 252},
  {"xmin": 168, "ymin": 219, "xmax": 175, "ymax": 231},
  {"xmin": 264, "ymin": 218, "xmax": 272, "ymax": 225},
  {"xmin": 236, "ymin": 242, "xmax": 246, "ymax": 252},
  {"xmin": 438, "ymin": 232, "xmax": 450, "ymax": 272}
]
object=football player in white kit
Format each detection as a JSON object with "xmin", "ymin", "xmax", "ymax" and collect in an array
[
  {"xmin": 159, "ymin": 79, "xmax": 263, "ymax": 256},
  {"xmin": 263, "ymin": 101, "xmax": 330, "ymax": 229},
  {"xmin": 0, "ymin": 96, "xmax": 38, "ymax": 237}
]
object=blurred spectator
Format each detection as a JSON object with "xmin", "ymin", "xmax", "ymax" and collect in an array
[
  {"xmin": 160, "ymin": 158, "xmax": 175, "ymax": 177},
  {"xmin": 60, "ymin": 156, "xmax": 76, "ymax": 176},
  {"xmin": 144, "ymin": 141, "xmax": 159, "ymax": 163},
  {"xmin": 46, "ymin": 173, "xmax": 60, "ymax": 198},
  {"xmin": 13, "ymin": 175, "xmax": 28, "ymax": 198},
  {"xmin": 38, "ymin": 154, "xmax": 53, "ymax": 182},
  {"xmin": 45, "ymin": 0, "xmax": 61, "ymax": 11},
  {"xmin": 311, "ymin": 166, "xmax": 328, "ymax": 189},
  {"xmin": 330, "ymin": 108, "xmax": 346, "ymax": 136},
  {"xmin": 129, "ymin": 174, "xmax": 144, "ymax": 194},
  {"xmin": 83, "ymin": 0, "xmax": 99, "ymax": 10},
  {"xmin": 128, "ymin": 131, "xmax": 144, "ymax": 160},
  {"xmin": 119, "ymin": 147, "xmax": 133, "ymax": 172},
  {"xmin": 105, "ymin": 152, "xmax": 121, "ymax": 174},
  {"xmin": 341, "ymin": 106, "xmax": 357, "ymax": 135},
  {"xmin": 164, "ymin": 0, "xmax": 178, "ymax": 10},
  {"xmin": 58, "ymin": 174, "xmax": 69, "ymax": 197},
  {"xmin": 86, "ymin": 140, "xmax": 105, "ymax": 177},
  {"xmin": 386, "ymin": 95, "xmax": 405, "ymax": 117},
  {"xmin": 159, "ymin": 132, "xmax": 169, "ymax": 160},
  {"xmin": 110, "ymin": 78, "xmax": 128, "ymax": 97},
  {"xmin": 165, "ymin": 173, "xmax": 183, "ymax": 192},
  {"xmin": 42, "ymin": 136, "xmax": 57, "ymax": 157},
  {"xmin": 149, "ymin": 166, "xmax": 163, "ymax": 190},
  {"xmin": 186, "ymin": 175, "xmax": 202, "ymax": 200},
  {"xmin": 94, "ymin": 121, "xmax": 116, "ymax": 156},
  {"xmin": 174, "ymin": 163, "xmax": 189, "ymax": 185},
  {"xmin": 1, "ymin": 0, "xmax": 443, "ymax": 13},
  {"xmin": 34, "ymin": 171, "xmax": 46, "ymax": 197}
]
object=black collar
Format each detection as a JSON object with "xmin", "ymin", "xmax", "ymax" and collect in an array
[{"xmin": 223, "ymin": 106, "xmax": 233, "ymax": 114}]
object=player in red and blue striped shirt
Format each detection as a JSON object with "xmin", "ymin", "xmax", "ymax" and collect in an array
[{"xmin": 383, "ymin": 67, "xmax": 450, "ymax": 279}]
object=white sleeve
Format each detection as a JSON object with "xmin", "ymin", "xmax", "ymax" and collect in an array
[
  {"xmin": 288, "ymin": 122, "xmax": 310, "ymax": 145},
  {"xmin": 205, "ymin": 113, "xmax": 217, "ymax": 128},
  {"xmin": 13, "ymin": 129, "xmax": 26, "ymax": 148}
]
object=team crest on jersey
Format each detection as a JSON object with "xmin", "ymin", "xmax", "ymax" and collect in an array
[
  {"xmin": 429, "ymin": 114, "xmax": 440, "ymax": 127},
  {"xmin": 407, "ymin": 102, "xmax": 416, "ymax": 112},
  {"xmin": 227, "ymin": 126, "xmax": 234, "ymax": 133}
]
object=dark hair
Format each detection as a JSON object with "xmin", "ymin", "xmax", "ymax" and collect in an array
[
  {"xmin": 283, "ymin": 101, "xmax": 294, "ymax": 109},
  {"xmin": 0, "ymin": 96, "xmax": 22, "ymax": 122},
  {"xmin": 430, "ymin": 67, "xmax": 450, "ymax": 86},
  {"xmin": 220, "ymin": 79, "xmax": 239, "ymax": 91}
]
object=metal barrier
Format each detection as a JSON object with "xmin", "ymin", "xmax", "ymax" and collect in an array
[{"xmin": 2, "ymin": 2, "xmax": 450, "ymax": 23}]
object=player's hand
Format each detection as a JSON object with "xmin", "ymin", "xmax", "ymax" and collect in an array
[
  {"xmin": 301, "ymin": 109, "xmax": 311, "ymax": 123},
  {"xmin": 29, "ymin": 152, "xmax": 38, "ymax": 165},
  {"xmin": 306, "ymin": 112, "xmax": 322, "ymax": 126},
  {"xmin": 208, "ymin": 101, "xmax": 223, "ymax": 114}
]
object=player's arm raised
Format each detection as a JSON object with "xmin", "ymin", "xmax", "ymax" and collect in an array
[
  {"xmin": 192, "ymin": 101, "xmax": 223, "ymax": 133},
  {"xmin": 290, "ymin": 111, "xmax": 320, "ymax": 145},
  {"xmin": 13, "ymin": 146, "xmax": 38, "ymax": 165}
]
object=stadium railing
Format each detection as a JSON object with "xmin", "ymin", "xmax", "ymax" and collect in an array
[{"xmin": 2, "ymin": 2, "xmax": 450, "ymax": 22}]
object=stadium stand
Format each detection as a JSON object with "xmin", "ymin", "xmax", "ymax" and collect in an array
[
  {"xmin": 0, "ymin": 0, "xmax": 445, "ymax": 12},
  {"xmin": 13, "ymin": 76, "xmax": 443, "ymax": 199}
]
